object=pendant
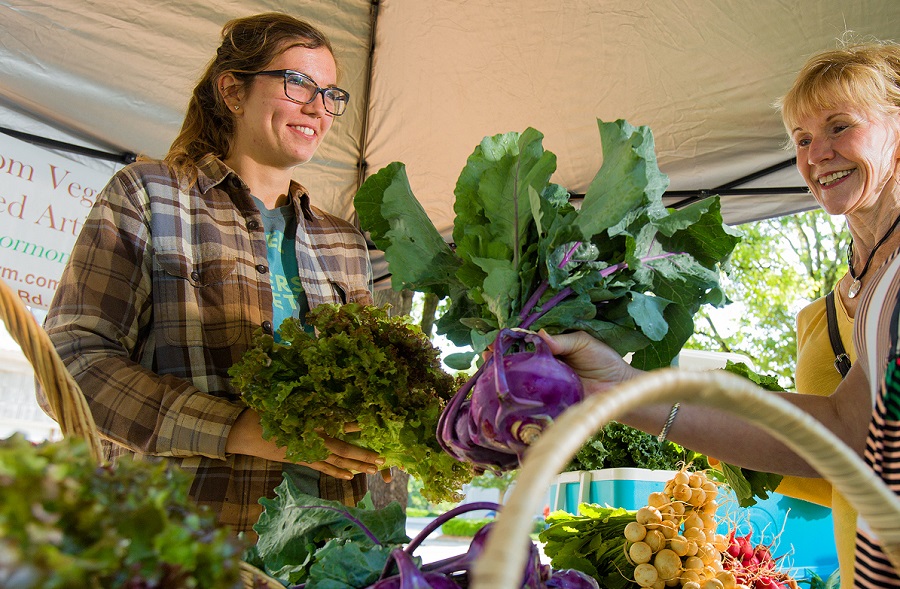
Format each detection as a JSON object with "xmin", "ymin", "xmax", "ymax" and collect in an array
[{"xmin": 849, "ymin": 279, "xmax": 862, "ymax": 299}]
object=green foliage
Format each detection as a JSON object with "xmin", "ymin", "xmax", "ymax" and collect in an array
[
  {"xmin": 563, "ymin": 421, "xmax": 710, "ymax": 472},
  {"xmin": 406, "ymin": 476, "xmax": 458, "ymax": 514},
  {"xmin": 404, "ymin": 508, "xmax": 433, "ymax": 518},
  {"xmin": 469, "ymin": 469, "xmax": 518, "ymax": 492},
  {"xmin": 801, "ymin": 568, "xmax": 841, "ymax": 589},
  {"xmin": 716, "ymin": 361, "xmax": 787, "ymax": 507},
  {"xmin": 356, "ymin": 119, "xmax": 740, "ymax": 371},
  {"xmin": 687, "ymin": 209, "xmax": 850, "ymax": 388},
  {"xmin": 439, "ymin": 516, "xmax": 545, "ymax": 537},
  {"xmin": 723, "ymin": 359, "xmax": 787, "ymax": 392},
  {"xmin": 440, "ymin": 517, "xmax": 492, "ymax": 537},
  {"xmin": 229, "ymin": 303, "xmax": 474, "ymax": 503},
  {"xmin": 0, "ymin": 433, "xmax": 243, "ymax": 588},
  {"xmin": 250, "ymin": 478, "xmax": 409, "ymax": 586},
  {"xmin": 539, "ymin": 504, "xmax": 637, "ymax": 589}
]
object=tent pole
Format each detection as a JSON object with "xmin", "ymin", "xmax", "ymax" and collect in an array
[
  {"xmin": 715, "ymin": 157, "xmax": 797, "ymax": 191},
  {"xmin": 665, "ymin": 157, "xmax": 803, "ymax": 209},
  {"xmin": 0, "ymin": 126, "xmax": 136, "ymax": 165},
  {"xmin": 355, "ymin": 0, "xmax": 381, "ymax": 194}
]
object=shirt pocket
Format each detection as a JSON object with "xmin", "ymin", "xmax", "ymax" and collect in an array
[
  {"xmin": 154, "ymin": 249, "xmax": 246, "ymax": 348},
  {"xmin": 330, "ymin": 280, "xmax": 348, "ymax": 304}
]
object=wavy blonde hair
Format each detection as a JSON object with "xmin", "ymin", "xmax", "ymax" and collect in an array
[
  {"xmin": 778, "ymin": 39, "xmax": 900, "ymax": 133},
  {"xmin": 165, "ymin": 13, "xmax": 334, "ymax": 183}
]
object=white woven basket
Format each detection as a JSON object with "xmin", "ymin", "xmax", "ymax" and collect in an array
[
  {"xmin": 0, "ymin": 278, "xmax": 284, "ymax": 589},
  {"xmin": 470, "ymin": 368, "xmax": 900, "ymax": 588}
]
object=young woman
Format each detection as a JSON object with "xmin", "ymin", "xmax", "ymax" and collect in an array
[{"xmin": 41, "ymin": 13, "xmax": 387, "ymax": 534}]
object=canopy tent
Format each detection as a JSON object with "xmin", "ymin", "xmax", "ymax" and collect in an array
[{"xmin": 2, "ymin": 0, "xmax": 898, "ymax": 287}]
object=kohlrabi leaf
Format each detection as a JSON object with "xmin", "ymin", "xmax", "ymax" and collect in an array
[
  {"xmin": 354, "ymin": 162, "xmax": 461, "ymax": 297},
  {"xmin": 629, "ymin": 270, "xmax": 710, "ymax": 369},
  {"xmin": 452, "ymin": 128, "xmax": 557, "ymax": 328},
  {"xmin": 655, "ymin": 198, "xmax": 743, "ymax": 268},
  {"xmin": 305, "ymin": 540, "xmax": 398, "ymax": 589},
  {"xmin": 627, "ymin": 293, "xmax": 670, "ymax": 342},
  {"xmin": 576, "ymin": 119, "xmax": 669, "ymax": 239},
  {"xmin": 444, "ymin": 351, "xmax": 477, "ymax": 370},
  {"xmin": 253, "ymin": 479, "xmax": 409, "ymax": 585},
  {"xmin": 353, "ymin": 118, "xmax": 740, "ymax": 365}
]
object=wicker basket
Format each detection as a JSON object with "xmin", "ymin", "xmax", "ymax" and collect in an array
[
  {"xmin": 0, "ymin": 279, "xmax": 284, "ymax": 589},
  {"xmin": 470, "ymin": 367, "xmax": 900, "ymax": 588}
]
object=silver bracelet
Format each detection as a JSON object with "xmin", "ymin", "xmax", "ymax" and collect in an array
[{"xmin": 657, "ymin": 402, "xmax": 680, "ymax": 443}]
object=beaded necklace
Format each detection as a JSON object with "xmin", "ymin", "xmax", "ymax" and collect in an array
[{"xmin": 847, "ymin": 211, "xmax": 900, "ymax": 298}]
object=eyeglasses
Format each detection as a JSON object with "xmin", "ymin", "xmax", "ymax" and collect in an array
[{"xmin": 251, "ymin": 69, "xmax": 349, "ymax": 116}]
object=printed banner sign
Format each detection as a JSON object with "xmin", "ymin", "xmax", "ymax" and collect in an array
[{"xmin": 0, "ymin": 133, "xmax": 115, "ymax": 309}]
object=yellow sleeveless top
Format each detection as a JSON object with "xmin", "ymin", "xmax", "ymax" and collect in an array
[{"xmin": 779, "ymin": 292, "xmax": 856, "ymax": 585}]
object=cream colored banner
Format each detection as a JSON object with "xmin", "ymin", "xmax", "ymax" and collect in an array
[{"xmin": 0, "ymin": 133, "xmax": 114, "ymax": 309}]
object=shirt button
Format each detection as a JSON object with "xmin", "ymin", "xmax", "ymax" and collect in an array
[
  {"xmin": 247, "ymin": 219, "xmax": 260, "ymax": 231},
  {"xmin": 262, "ymin": 321, "xmax": 273, "ymax": 334},
  {"xmin": 190, "ymin": 271, "xmax": 200, "ymax": 282},
  {"xmin": 256, "ymin": 264, "xmax": 268, "ymax": 274}
]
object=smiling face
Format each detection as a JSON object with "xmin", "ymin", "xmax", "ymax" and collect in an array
[
  {"xmin": 792, "ymin": 103, "xmax": 900, "ymax": 216},
  {"xmin": 226, "ymin": 43, "xmax": 339, "ymax": 172}
]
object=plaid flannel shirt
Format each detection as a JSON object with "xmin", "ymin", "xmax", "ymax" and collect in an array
[{"xmin": 42, "ymin": 155, "xmax": 373, "ymax": 532}]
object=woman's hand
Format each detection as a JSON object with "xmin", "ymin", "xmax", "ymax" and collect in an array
[
  {"xmin": 537, "ymin": 329, "xmax": 643, "ymax": 395},
  {"xmin": 308, "ymin": 423, "xmax": 393, "ymax": 482},
  {"xmin": 226, "ymin": 411, "xmax": 390, "ymax": 481}
]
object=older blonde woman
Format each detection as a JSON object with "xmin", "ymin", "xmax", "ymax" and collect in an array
[{"xmin": 542, "ymin": 39, "xmax": 900, "ymax": 588}]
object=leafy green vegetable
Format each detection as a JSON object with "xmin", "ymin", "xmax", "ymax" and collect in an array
[
  {"xmin": 355, "ymin": 119, "xmax": 740, "ymax": 371},
  {"xmin": 717, "ymin": 361, "xmax": 786, "ymax": 507},
  {"xmin": 0, "ymin": 433, "xmax": 243, "ymax": 588},
  {"xmin": 801, "ymin": 568, "xmax": 841, "ymax": 589},
  {"xmin": 539, "ymin": 504, "xmax": 637, "ymax": 589},
  {"xmin": 723, "ymin": 359, "xmax": 787, "ymax": 392},
  {"xmin": 250, "ymin": 477, "xmax": 409, "ymax": 586},
  {"xmin": 565, "ymin": 421, "xmax": 710, "ymax": 472},
  {"xmin": 228, "ymin": 303, "xmax": 474, "ymax": 503}
]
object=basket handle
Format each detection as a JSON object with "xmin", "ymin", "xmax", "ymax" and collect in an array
[
  {"xmin": 0, "ymin": 279, "xmax": 103, "ymax": 462},
  {"xmin": 471, "ymin": 368, "xmax": 900, "ymax": 588}
]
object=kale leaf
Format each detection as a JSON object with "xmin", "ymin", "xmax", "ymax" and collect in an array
[{"xmin": 564, "ymin": 421, "xmax": 709, "ymax": 472}]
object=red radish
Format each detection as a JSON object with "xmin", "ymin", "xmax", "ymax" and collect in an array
[
  {"xmin": 754, "ymin": 545, "xmax": 773, "ymax": 564},
  {"xmin": 721, "ymin": 528, "xmax": 797, "ymax": 589}
]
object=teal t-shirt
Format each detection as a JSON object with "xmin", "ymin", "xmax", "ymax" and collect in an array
[
  {"xmin": 251, "ymin": 196, "xmax": 313, "ymax": 339},
  {"xmin": 252, "ymin": 195, "xmax": 319, "ymax": 497}
]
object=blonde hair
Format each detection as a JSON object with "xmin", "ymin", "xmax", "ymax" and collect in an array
[
  {"xmin": 165, "ymin": 12, "xmax": 334, "ymax": 183},
  {"xmin": 778, "ymin": 39, "xmax": 900, "ymax": 133}
]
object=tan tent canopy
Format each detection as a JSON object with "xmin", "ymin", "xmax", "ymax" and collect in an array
[{"xmin": 2, "ymin": 1, "xmax": 897, "ymax": 286}]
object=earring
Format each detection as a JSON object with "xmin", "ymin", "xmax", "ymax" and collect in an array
[{"xmin": 234, "ymin": 105, "xmax": 240, "ymax": 111}]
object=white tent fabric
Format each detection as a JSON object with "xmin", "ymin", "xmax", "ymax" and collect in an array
[{"xmin": 2, "ymin": 1, "xmax": 898, "ymax": 286}]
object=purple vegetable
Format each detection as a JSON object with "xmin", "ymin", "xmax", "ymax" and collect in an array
[
  {"xmin": 368, "ymin": 549, "xmax": 461, "ymax": 589},
  {"xmin": 545, "ymin": 569, "xmax": 601, "ymax": 589},
  {"xmin": 369, "ymin": 502, "xmax": 499, "ymax": 589},
  {"xmin": 438, "ymin": 329, "xmax": 584, "ymax": 472},
  {"xmin": 423, "ymin": 522, "xmax": 548, "ymax": 588},
  {"xmin": 365, "ymin": 500, "xmax": 589, "ymax": 589},
  {"xmin": 437, "ymin": 245, "xmax": 685, "ymax": 473}
]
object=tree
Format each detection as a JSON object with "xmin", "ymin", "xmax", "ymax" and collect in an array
[
  {"xmin": 469, "ymin": 469, "xmax": 518, "ymax": 505},
  {"xmin": 366, "ymin": 287, "xmax": 414, "ymax": 510},
  {"xmin": 685, "ymin": 209, "xmax": 849, "ymax": 388}
]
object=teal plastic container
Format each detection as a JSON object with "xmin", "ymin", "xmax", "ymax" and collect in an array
[{"xmin": 546, "ymin": 468, "xmax": 838, "ymax": 580}]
